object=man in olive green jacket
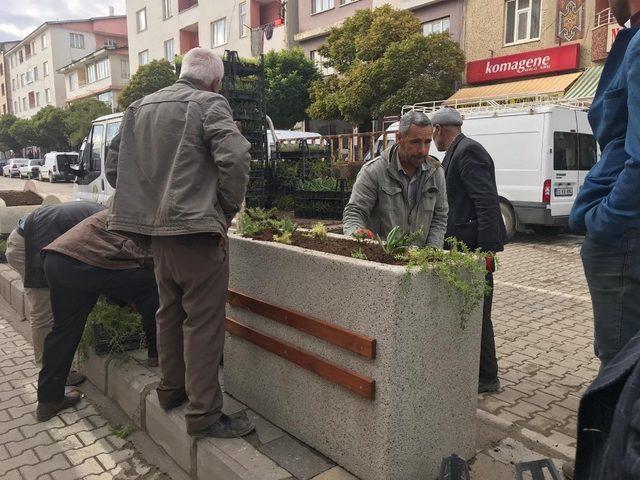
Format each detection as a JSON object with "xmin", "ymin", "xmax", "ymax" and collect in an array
[
  {"xmin": 106, "ymin": 48, "xmax": 253, "ymax": 439},
  {"xmin": 343, "ymin": 111, "xmax": 448, "ymax": 248}
]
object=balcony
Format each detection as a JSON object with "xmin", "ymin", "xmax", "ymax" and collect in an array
[{"xmin": 591, "ymin": 7, "xmax": 621, "ymax": 62}]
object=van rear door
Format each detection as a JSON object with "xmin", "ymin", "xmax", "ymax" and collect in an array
[{"xmin": 549, "ymin": 109, "xmax": 580, "ymax": 217}]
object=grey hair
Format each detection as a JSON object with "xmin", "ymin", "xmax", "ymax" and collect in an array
[
  {"xmin": 179, "ymin": 48, "xmax": 224, "ymax": 87},
  {"xmin": 398, "ymin": 111, "xmax": 432, "ymax": 136}
]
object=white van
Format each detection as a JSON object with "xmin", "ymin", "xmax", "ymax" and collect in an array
[
  {"xmin": 74, "ymin": 112, "xmax": 323, "ymax": 203},
  {"xmin": 40, "ymin": 152, "xmax": 79, "ymax": 182},
  {"xmin": 372, "ymin": 105, "xmax": 598, "ymax": 237}
]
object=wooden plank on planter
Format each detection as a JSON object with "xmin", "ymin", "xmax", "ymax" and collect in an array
[
  {"xmin": 227, "ymin": 289, "xmax": 376, "ymax": 359},
  {"xmin": 226, "ymin": 318, "xmax": 375, "ymax": 400}
]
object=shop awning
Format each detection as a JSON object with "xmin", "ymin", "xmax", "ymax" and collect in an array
[
  {"xmin": 564, "ymin": 66, "xmax": 603, "ymax": 100},
  {"xmin": 447, "ymin": 72, "xmax": 583, "ymax": 103}
]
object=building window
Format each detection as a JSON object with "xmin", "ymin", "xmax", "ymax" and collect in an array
[
  {"xmin": 45, "ymin": 88, "xmax": 51, "ymax": 104},
  {"xmin": 137, "ymin": 8, "xmax": 148, "ymax": 32},
  {"xmin": 1, "ymin": 84, "xmax": 4, "ymax": 96},
  {"xmin": 312, "ymin": 0, "xmax": 334, "ymax": 14},
  {"xmin": 18, "ymin": 50, "xmax": 23, "ymax": 63},
  {"xmin": 41, "ymin": 34, "xmax": 47, "ymax": 50},
  {"xmin": 70, "ymin": 33, "xmax": 85, "ymax": 49},
  {"xmin": 20, "ymin": 74, "xmax": 25, "ymax": 87},
  {"xmin": 35, "ymin": 92, "xmax": 40, "ymax": 107},
  {"xmin": 422, "ymin": 16, "xmax": 450, "ymax": 36},
  {"xmin": 164, "ymin": 38, "xmax": 175, "ymax": 62},
  {"xmin": 505, "ymin": 0, "xmax": 541, "ymax": 45},
  {"xmin": 339, "ymin": 0, "xmax": 358, "ymax": 4},
  {"xmin": 11, "ymin": 79, "xmax": 15, "ymax": 91},
  {"xmin": 69, "ymin": 72, "xmax": 77, "ymax": 91},
  {"xmin": 239, "ymin": 2, "xmax": 248, "ymax": 38},
  {"xmin": 163, "ymin": 0, "xmax": 173, "ymax": 19},
  {"xmin": 87, "ymin": 64, "xmax": 96, "ymax": 83},
  {"xmin": 30, "ymin": 40, "xmax": 36, "ymax": 56},
  {"xmin": 121, "ymin": 59, "xmax": 130, "ymax": 79},
  {"xmin": 0, "ymin": 63, "xmax": 4, "ymax": 76},
  {"xmin": 310, "ymin": 50, "xmax": 333, "ymax": 76},
  {"xmin": 43, "ymin": 61, "xmax": 49, "ymax": 77},
  {"xmin": 96, "ymin": 59, "xmax": 110, "ymax": 80},
  {"xmin": 13, "ymin": 100, "xmax": 17, "ymax": 112},
  {"xmin": 138, "ymin": 50, "xmax": 149, "ymax": 66},
  {"xmin": 211, "ymin": 18, "xmax": 227, "ymax": 47},
  {"xmin": 22, "ymin": 97, "xmax": 26, "ymax": 111}
]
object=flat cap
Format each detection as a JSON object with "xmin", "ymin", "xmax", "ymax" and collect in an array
[{"xmin": 431, "ymin": 107, "xmax": 463, "ymax": 126}]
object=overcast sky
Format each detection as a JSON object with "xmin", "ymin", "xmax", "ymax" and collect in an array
[{"xmin": 0, "ymin": 0, "xmax": 126, "ymax": 43}]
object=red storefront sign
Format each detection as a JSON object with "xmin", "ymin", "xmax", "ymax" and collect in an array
[{"xmin": 467, "ymin": 44, "xmax": 580, "ymax": 84}]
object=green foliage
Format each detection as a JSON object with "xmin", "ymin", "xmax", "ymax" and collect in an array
[
  {"xmin": 264, "ymin": 49, "xmax": 321, "ymax": 129},
  {"xmin": 0, "ymin": 239, "xmax": 6, "ymax": 254},
  {"xmin": 78, "ymin": 301, "xmax": 143, "ymax": 359},
  {"xmin": 377, "ymin": 226, "xmax": 423, "ymax": 255},
  {"xmin": 307, "ymin": 5, "xmax": 465, "ymax": 124},
  {"xmin": 0, "ymin": 115, "xmax": 21, "ymax": 152},
  {"xmin": 299, "ymin": 177, "xmax": 340, "ymax": 191},
  {"xmin": 9, "ymin": 118, "xmax": 39, "ymax": 149},
  {"xmin": 65, "ymin": 99, "xmax": 112, "ymax": 147},
  {"xmin": 118, "ymin": 60, "xmax": 177, "ymax": 110},
  {"xmin": 273, "ymin": 231, "xmax": 293, "ymax": 244},
  {"xmin": 237, "ymin": 208, "xmax": 298, "ymax": 239},
  {"xmin": 110, "ymin": 424, "xmax": 135, "ymax": 439},
  {"xmin": 352, "ymin": 228, "xmax": 375, "ymax": 243},
  {"xmin": 272, "ymin": 194, "xmax": 294, "ymax": 211},
  {"xmin": 351, "ymin": 248, "xmax": 368, "ymax": 260},
  {"xmin": 403, "ymin": 237, "xmax": 492, "ymax": 329},
  {"xmin": 305, "ymin": 222, "xmax": 328, "ymax": 241},
  {"xmin": 32, "ymin": 106, "xmax": 69, "ymax": 151}
]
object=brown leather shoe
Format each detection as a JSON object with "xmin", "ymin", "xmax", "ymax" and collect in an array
[{"xmin": 36, "ymin": 391, "xmax": 82, "ymax": 422}]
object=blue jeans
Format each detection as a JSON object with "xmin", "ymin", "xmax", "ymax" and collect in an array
[{"xmin": 581, "ymin": 232, "xmax": 640, "ymax": 367}]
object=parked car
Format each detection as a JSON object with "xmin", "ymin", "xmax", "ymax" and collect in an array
[
  {"xmin": 2, "ymin": 159, "xmax": 29, "ymax": 178},
  {"xmin": 0, "ymin": 160, "xmax": 7, "ymax": 172},
  {"xmin": 39, "ymin": 152, "xmax": 79, "ymax": 182},
  {"xmin": 18, "ymin": 159, "xmax": 43, "ymax": 179}
]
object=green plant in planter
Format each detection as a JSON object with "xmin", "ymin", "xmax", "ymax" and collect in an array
[
  {"xmin": 273, "ymin": 216, "xmax": 297, "ymax": 244},
  {"xmin": 377, "ymin": 227, "xmax": 423, "ymax": 256},
  {"xmin": 402, "ymin": 238, "xmax": 492, "ymax": 329},
  {"xmin": 237, "ymin": 207, "xmax": 280, "ymax": 237},
  {"xmin": 351, "ymin": 248, "xmax": 368, "ymax": 260},
  {"xmin": 273, "ymin": 231, "xmax": 293, "ymax": 245},
  {"xmin": 78, "ymin": 300, "xmax": 144, "ymax": 359},
  {"xmin": 305, "ymin": 222, "xmax": 328, "ymax": 241}
]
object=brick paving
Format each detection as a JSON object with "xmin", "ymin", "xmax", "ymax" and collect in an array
[
  {"xmin": 484, "ymin": 233, "xmax": 598, "ymax": 452},
  {"xmin": 0, "ymin": 316, "xmax": 167, "ymax": 480}
]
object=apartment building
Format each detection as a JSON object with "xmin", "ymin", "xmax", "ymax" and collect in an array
[
  {"xmin": 5, "ymin": 16, "xmax": 127, "ymax": 119},
  {"xmin": 456, "ymin": 0, "xmax": 605, "ymax": 103},
  {"xmin": 126, "ymin": 0, "xmax": 295, "ymax": 73},
  {"xmin": 0, "ymin": 41, "xmax": 20, "ymax": 115},
  {"xmin": 57, "ymin": 46, "xmax": 130, "ymax": 112}
]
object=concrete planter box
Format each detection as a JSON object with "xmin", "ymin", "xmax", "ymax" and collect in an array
[
  {"xmin": 224, "ymin": 233, "xmax": 483, "ymax": 480},
  {"xmin": 0, "ymin": 181, "xmax": 62, "ymax": 234}
]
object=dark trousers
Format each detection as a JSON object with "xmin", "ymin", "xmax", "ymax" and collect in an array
[
  {"xmin": 151, "ymin": 234, "xmax": 228, "ymax": 434},
  {"xmin": 581, "ymin": 234, "xmax": 640, "ymax": 367},
  {"xmin": 37, "ymin": 253, "xmax": 159, "ymax": 403},
  {"xmin": 480, "ymin": 272, "xmax": 499, "ymax": 382}
]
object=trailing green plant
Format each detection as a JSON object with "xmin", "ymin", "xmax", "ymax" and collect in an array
[
  {"xmin": 110, "ymin": 424, "xmax": 135, "ymax": 439},
  {"xmin": 78, "ymin": 300, "xmax": 143, "ymax": 359},
  {"xmin": 402, "ymin": 237, "xmax": 493, "ymax": 329},
  {"xmin": 305, "ymin": 222, "xmax": 328, "ymax": 241},
  {"xmin": 351, "ymin": 248, "xmax": 368, "ymax": 261},
  {"xmin": 377, "ymin": 227, "xmax": 423, "ymax": 256}
]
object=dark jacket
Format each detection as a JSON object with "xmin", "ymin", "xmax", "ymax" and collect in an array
[
  {"xmin": 569, "ymin": 27, "xmax": 640, "ymax": 247},
  {"xmin": 442, "ymin": 134, "xmax": 507, "ymax": 253},
  {"xmin": 22, "ymin": 201, "xmax": 105, "ymax": 288},
  {"xmin": 574, "ymin": 332, "xmax": 640, "ymax": 479},
  {"xmin": 44, "ymin": 209, "xmax": 152, "ymax": 270},
  {"xmin": 106, "ymin": 78, "xmax": 251, "ymax": 237}
]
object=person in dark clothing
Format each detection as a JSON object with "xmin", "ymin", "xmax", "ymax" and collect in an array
[
  {"xmin": 5, "ymin": 201, "xmax": 104, "ymax": 384},
  {"xmin": 432, "ymin": 107, "xmax": 508, "ymax": 394},
  {"xmin": 36, "ymin": 209, "xmax": 158, "ymax": 421}
]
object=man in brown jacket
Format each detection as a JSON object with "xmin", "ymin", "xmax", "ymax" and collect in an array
[
  {"xmin": 35, "ymin": 209, "xmax": 158, "ymax": 421},
  {"xmin": 105, "ymin": 48, "xmax": 253, "ymax": 438}
]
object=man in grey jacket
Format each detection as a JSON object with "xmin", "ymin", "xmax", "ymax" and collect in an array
[
  {"xmin": 343, "ymin": 111, "xmax": 448, "ymax": 248},
  {"xmin": 106, "ymin": 48, "xmax": 253, "ymax": 438}
]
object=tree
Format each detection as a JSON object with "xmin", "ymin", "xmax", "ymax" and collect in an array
[
  {"xmin": 65, "ymin": 98, "xmax": 112, "ymax": 148},
  {"xmin": 32, "ymin": 106, "xmax": 69, "ymax": 152},
  {"xmin": 264, "ymin": 49, "xmax": 321, "ymax": 129},
  {"xmin": 307, "ymin": 5, "xmax": 465, "ymax": 125},
  {"xmin": 0, "ymin": 115, "xmax": 21, "ymax": 152},
  {"xmin": 9, "ymin": 118, "xmax": 39, "ymax": 149},
  {"xmin": 118, "ymin": 59, "xmax": 177, "ymax": 110}
]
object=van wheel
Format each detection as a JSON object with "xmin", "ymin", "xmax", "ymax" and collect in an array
[{"xmin": 500, "ymin": 200, "xmax": 517, "ymax": 240}]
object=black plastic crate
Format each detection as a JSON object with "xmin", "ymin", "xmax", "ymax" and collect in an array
[
  {"xmin": 294, "ymin": 189, "xmax": 351, "ymax": 220},
  {"xmin": 92, "ymin": 324, "xmax": 144, "ymax": 356}
]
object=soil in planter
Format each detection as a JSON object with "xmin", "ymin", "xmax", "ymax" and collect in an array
[
  {"xmin": 248, "ymin": 230, "xmax": 403, "ymax": 265},
  {"xmin": 0, "ymin": 190, "xmax": 43, "ymax": 206}
]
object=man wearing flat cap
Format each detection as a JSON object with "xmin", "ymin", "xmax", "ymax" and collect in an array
[{"xmin": 432, "ymin": 107, "xmax": 507, "ymax": 394}]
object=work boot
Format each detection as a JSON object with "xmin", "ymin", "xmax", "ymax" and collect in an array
[
  {"xmin": 190, "ymin": 413, "xmax": 255, "ymax": 438},
  {"xmin": 36, "ymin": 391, "xmax": 82, "ymax": 422},
  {"xmin": 478, "ymin": 378, "xmax": 501, "ymax": 394},
  {"xmin": 562, "ymin": 461, "xmax": 574, "ymax": 479},
  {"xmin": 65, "ymin": 370, "xmax": 86, "ymax": 386}
]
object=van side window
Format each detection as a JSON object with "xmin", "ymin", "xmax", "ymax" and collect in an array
[
  {"xmin": 553, "ymin": 132, "xmax": 578, "ymax": 171},
  {"xmin": 90, "ymin": 125, "xmax": 104, "ymax": 172},
  {"xmin": 106, "ymin": 121, "xmax": 121, "ymax": 146},
  {"xmin": 578, "ymin": 134, "xmax": 597, "ymax": 171}
]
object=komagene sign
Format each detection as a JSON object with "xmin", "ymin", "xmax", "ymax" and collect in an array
[{"xmin": 467, "ymin": 44, "xmax": 580, "ymax": 84}]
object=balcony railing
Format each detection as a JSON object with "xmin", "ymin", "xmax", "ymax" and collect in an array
[{"xmin": 594, "ymin": 8, "xmax": 615, "ymax": 28}]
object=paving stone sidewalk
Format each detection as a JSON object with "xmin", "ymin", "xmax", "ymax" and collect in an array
[
  {"xmin": 484, "ymin": 234, "xmax": 598, "ymax": 455},
  {"xmin": 0, "ymin": 316, "xmax": 168, "ymax": 480}
]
